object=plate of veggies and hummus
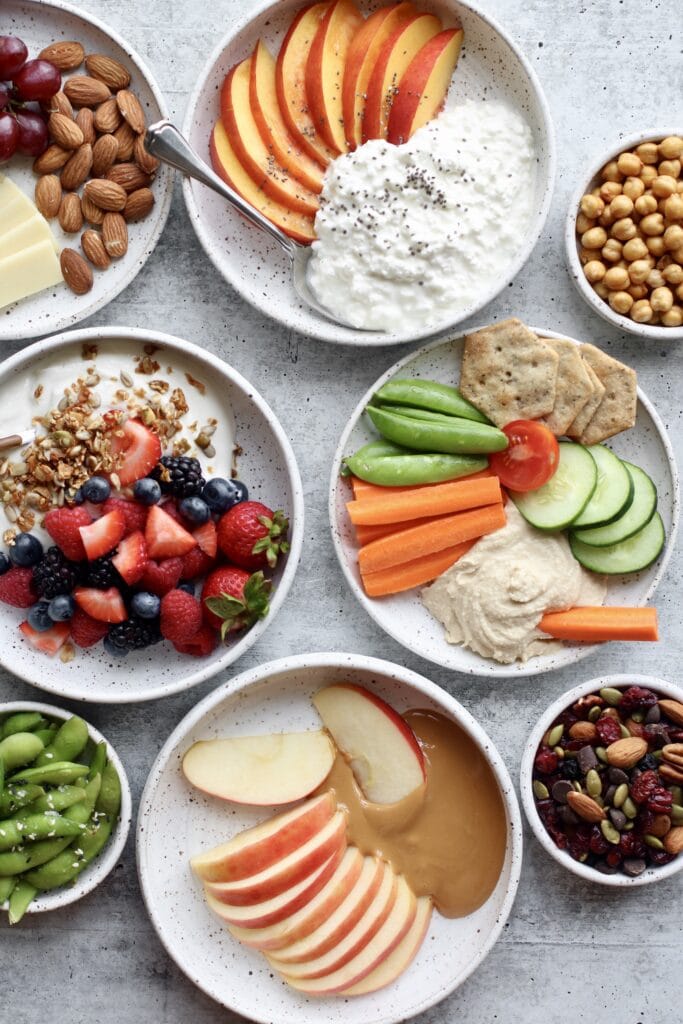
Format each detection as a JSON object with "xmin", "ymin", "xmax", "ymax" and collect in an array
[{"xmin": 329, "ymin": 319, "xmax": 679, "ymax": 677}]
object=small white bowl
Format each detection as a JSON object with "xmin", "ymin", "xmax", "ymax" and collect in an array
[
  {"xmin": 520, "ymin": 674, "xmax": 683, "ymax": 888},
  {"xmin": 0, "ymin": 700, "xmax": 131, "ymax": 914},
  {"xmin": 565, "ymin": 128, "xmax": 683, "ymax": 341}
]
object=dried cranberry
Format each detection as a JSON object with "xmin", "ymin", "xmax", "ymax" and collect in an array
[
  {"xmin": 668, "ymin": 729, "xmax": 683, "ymax": 743},
  {"xmin": 596, "ymin": 716, "xmax": 622, "ymax": 745},
  {"xmin": 569, "ymin": 832, "xmax": 591, "ymax": 861},
  {"xmin": 646, "ymin": 787, "xmax": 673, "ymax": 814},
  {"xmin": 589, "ymin": 825, "xmax": 610, "ymax": 855},
  {"xmin": 558, "ymin": 709, "xmax": 580, "ymax": 730},
  {"xmin": 647, "ymin": 849, "xmax": 674, "ymax": 866},
  {"xmin": 565, "ymin": 739, "xmax": 589, "ymax": 752},
  {"xmin": 630, "ymin": 769, "xmax": 660, "ymax": 804},
  {"xmin": 644, "ymin": 724, "xmax": 671, "ymax": 748},
  {"xmin": 605, "ymin": 849, "xmax": 622, "ymax": 867},
  {"xmin": 619, "ymin": 686, "xmax": 658, "ymax": 713},
  {"xmin": 634, "ymin": 808, "xmax": 656, "ymax": 835},
  {"xmin": 534, "ymin": 747, "xmax": 559, "ymax": 775},
  {"xmin": 619, "ymin": 832, "xmax": 646, "ymax": 858}
]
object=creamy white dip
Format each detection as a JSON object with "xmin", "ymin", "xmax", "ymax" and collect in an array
[
  {"xmin": 422, "ymin": 503, "xmax": 607, "ymax": 664},
  {"xmin": 308, "ymin": 98, "xmax": 536, "ymax": 332}
]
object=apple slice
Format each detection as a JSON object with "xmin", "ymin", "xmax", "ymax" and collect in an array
[
  {"xmin": 277, "ymin": 874, "xmax": 417, "ymax": 993},
  {"xmin": 340, "ymin": 895, "xmax": 432, "ymax": 995},
  {"xmin": 387, "ymin": 27, "xmax": 464, "ymax": 145},
  {"xmin": 341, "ymin": 2, "xmax": 416, "ymax": 149},
  {"xmin": 250, "ymin": 40, "xmax": 325, "ymax": 194},
  {"xmin": 209, "ymin": 120, "xmax": 316, "ymax": 244},
  {"xmin": 204, "ymin": 810, "xmax": 347, "ymax": 905},
  {"xmin": 182, "ymin": 728, "xmax": 334, "ymax": 806},
  {"xmin": 228, "ymin": 846, "xmax": 364, "ymax": 951},
  {"xmin": 312, "ymin": 684, "xmax": 425, "ymax": 803},
  {"xmin": 305, "ymin": 0, "xmax": 364, "ymax": 154},
  {"xmin": 362, "ymin": 11, "xmax": 441, "ymax": 142},
  {"xmin": 190, "ymin": 791, "xmax": 335, "ymax": 883}
]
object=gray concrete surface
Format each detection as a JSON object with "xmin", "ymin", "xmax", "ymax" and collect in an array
[{"xmin": 1, "ymin": 0, "xmax": 681, "ymax": 1020}]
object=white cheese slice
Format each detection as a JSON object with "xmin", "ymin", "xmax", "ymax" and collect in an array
[
  {"xmin": 0, "ymin": 213, "xmax": 58, "ymax": 259},
  {"xmin": 0, "ymin": 192, "xmax": 40, "ymax": 238},
  {"xmin": 0, "ymin": 238, "xmax": 63, "ymax": 309}
]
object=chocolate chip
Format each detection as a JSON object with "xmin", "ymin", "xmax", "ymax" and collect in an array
[
  {"xmin": 577, "ymin": 745, "xmax": 599, "ymax": 774},
  {"xmin": 608, "ymin": 767, "xmax": 629, "ymax": 785},
  {"xmin": 604, "ymin": 784, "xmax": 617, "ymax": 804},
  {"xmin": 623, "ymin": 857, "xmax": 647, "ymax": 877},
  {"xmin": 609, "ymin": 808, "xmax": 627, "ymax": 830},
  {"xmin": 595, "ymin": 859, "xmax": 618, "ymax": 874},
  {"xmin": 558, "ymin": 805, "xmax": 580, "ymax": 827},
  {"xmin": 645, "ymin": 704, "xmax": 661, "ymax": 724},
  {"xmin": 551, "ymin": 780, "xmax": 574, "ymax": 804}
]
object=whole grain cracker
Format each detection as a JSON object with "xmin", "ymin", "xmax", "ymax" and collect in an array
[
  {"xmin": 539, "ymin": 337, "xmax": 595, "ymax": 436},
  {"xmin": 577, "ymin": 343, "xmax": 638, "ymax": 445},
  {"xmin": 566, "ymin": 361, "xmax": 605, "ymax": 438}
]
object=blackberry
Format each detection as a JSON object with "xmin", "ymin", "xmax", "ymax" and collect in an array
[
  {"xmin": 33, "ymin": 546, "xmax": 80, "ymax": 599},
  {"xmin": 81, "ymin": 554, "xmax": 119, "ymax": 589},
  {"xmin": 106, "ymin": 616, "xmax": 161, "ymax": 652},
  {"xmin": 561, "ymin": 758, "xmax": 581, "ymax": 781},
  {"xmin": 151, "ymin": 456, "xmax": 205, "ymax": 498}
]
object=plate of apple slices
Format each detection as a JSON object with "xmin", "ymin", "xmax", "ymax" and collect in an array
[{"xmin": 137, "ymin": 652, "xmax": 522, "ymax": 1024}]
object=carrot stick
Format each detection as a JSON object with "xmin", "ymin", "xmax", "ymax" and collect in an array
[
  {"xmin": 354, "ymin": 513, "xmax": 452, "ymax": 546},
  {"xmin": 539, "ymin": 606, "xmax": 658, "ymax": 643},
  {"xmin": 361, "ymin": 541, "xmax": 475, "ymax": 597},
  {"xmin": 347, "ymin": 475, "xmax": 501, "ymax": 526},
  {"xmin": 358, "ymin": 502, "xmax": 506, "ymax": 574},
  {"xmin": 350, "ymin": 468, "xmax": 494, "ymax": 501}
]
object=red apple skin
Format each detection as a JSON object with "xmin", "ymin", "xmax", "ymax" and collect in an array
[
  {"xmin": 386, "ymin": 27, "xmax": 464, "ymax": 145},
  {"xmin": 305, "ymin": 0, "xmax": 364, "ymax": 154},
  {"xmin": 340, "ymin": 895, "xmax": 432, "ymax": 995},
  {"xmin": 324, "ymin": 683, "xmax": 426, "ymax": 776}
]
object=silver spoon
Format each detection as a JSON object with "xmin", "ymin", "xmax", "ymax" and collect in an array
[{"xmin": 144, "ymin": 119, "xmax": 365, "ymax": 331}]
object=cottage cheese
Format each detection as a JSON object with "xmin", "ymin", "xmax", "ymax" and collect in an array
[{"xmin": 308, "ymin": 98, "xmax": 536, "ymax": 332}]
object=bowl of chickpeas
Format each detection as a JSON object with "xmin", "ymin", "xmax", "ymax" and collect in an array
[{"xmin": 566, "ymin": 130, "xmax": 683, "ymax": 339}]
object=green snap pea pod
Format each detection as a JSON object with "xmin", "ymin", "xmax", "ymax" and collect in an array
[
  {"xmin": 0, "ymin": 877, "xmax": 15, "ymax": 903},
  {"xmin": 19, "ymin": 785, "xmax": 86, "ymax": 815},
  {"xmin": 375, "ymin": 404, "xmax": 487, "ymax": 425},
  {"xmin": 366, "ymin": 405, "xmax": 508, "ymax": 456},
  {"xmin": 373, "ymin": 378, "xmax": 490, "ymax": 424},
  {"xmin": 34, "ymin": 716, "xmax": 89, "ymax": 767},
  {"xmin": 340, "ymin": 439, "xmax": 409, "ymax": 478},
  {"xmin": 343, "ymin": 449, "xmax": 488, "ymax": 486},
  {"xmin": 0, "ymin": 784, "xmax": 44, "ymax": 816},
  {"xmin": 33, "ymin": 727, "xmax": 58, "ymax": 746},
  {"xmin": 8, "ymin": 881, "xmax": 37, "ymax": 925},
  {"xmin": 0, "ymin": 733, "xmax": 44, "ymax": 772},
  {"xmin": 88, "ymin": 742, "xmax": 107, "ymax": 782},
  {"xmin": 8, "ymin": 760, "xmax": 89, "ymax": 786},
  {"xmin": 0, "ymin": 812, "xmax": 84, "ymax": 851},
  {"xmin": 0, "ymin": 712, "xmax": 45, "ymax": 739}
]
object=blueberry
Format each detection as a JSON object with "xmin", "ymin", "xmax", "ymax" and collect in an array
[
  {"xmin": 73, "ymin": 487, "xmax": 85, "ymax": 505},
  {"xmin": 48, "ymin": 594, "xmax": 75, "ymax": 621},
  {"xmin": 133, "ymin": 478, "xmax": 162, "ymax": 506},
  {"xmin": 28, "ymin": 601, "xmax": 53, "ymax": 632},
  {"xmin": 178, "ymin": 582, "xmax": 195, "ymax": 596},
  {"xmin": 0, "ymin": 552, "xmax": 9, "ymax": 575},
  {"xmin": 202, "ymin": 478, "xmax": 248, "ymax": 513},
  {"xmin": 9, "ymin": 533, "xmax": 43, "ymax": 568},
  {"xmin": 82, "ymin": 475, "xmax": 111, "ymax": 504},
  {"xmin": 179, "ymin": 496, "xmax": 210, "ymax": 525},
  {"xmin": 103, "ymin": 635, "xmax": 128, "ymax": 658},
  {"xmin": 130, "ymin": 591, "xmax": 160, "ymax": 619}
]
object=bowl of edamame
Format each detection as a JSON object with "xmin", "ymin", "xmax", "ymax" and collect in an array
[{"xmin": 0, "ymin": 701, "xmax": 131, "ymax": 923}]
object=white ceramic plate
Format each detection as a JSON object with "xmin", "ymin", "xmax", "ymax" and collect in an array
[
  {"xmin": 182, "ymin": 0, "xmax": 555, "ymax": 346},
  {"xmin": 0, "ymin": 700, "xmax": 131, "ymax": 914},
  {"xmin": 137, "ymin": 653, "xmax": 523, "ymax": 1024},
  {"xmin": 0, "ymin": 0, "xmax": 173, "ymax": 341},
  {"xmin": 329, "ymin": 328, "xmax": 680, "ymax": 677},
  {"xmin": 0, "ymin": 327, "xmax": 304, "ymax": 703}
]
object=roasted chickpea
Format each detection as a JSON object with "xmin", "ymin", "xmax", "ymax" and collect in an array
[
  {"xmin": 664, "ymin": 224, "xmax": 683, "ymax": 250},
  {"xmin": 640, "ymin": 212, "xmax": 665, "ymax": 236},
  {"xmin": 623, "ymin": 176, "xmax": 646, "ymax": 201},
  {"xmin": 604, "ymin": 266, "xmax": 630, "ymax": 290},
  {"xmin": 578, "ymin": 246, "xmax": 595, "ymax": 264},
  {"xmin": 641, "ymin": 167, "xmax": 659, "ymax": 188},
  {"xmin": 651, "ymin": 286, "xmax": 674, "ymax": 312},
  {"xmin": 646, "ymin": 269, "xmax": 666, "ymax": 289},
  {"xmin": 607, "ymin": 291, "xmax": 632, "ymax": 314},
  {"xmin": 636, "ymin": 141, "xmax": 660, "ymax": 165},
  {"xmin": 576, "ymin": 212, "xmax": 596, "ymax": 234},
  {"xmin": 628, "ymin": 259, "xmax": 651, "ymax": 283},
  {"xmin": 602, "ymin": 238, "xmax": 623, "ymax": 262},
  {"xmin": 582, "ymin": 226, "xmax": 608, "ymax": 249},
  {"xmin": 664, "ymin": 194, "xmax": 683, "ymax": 221},
  {"xmin": 658, "ymin": 159, "xmax": 681, "ymax": 179},
  {"xmin": 622, "ymin": 237, "xmax": 648, "ymax": 261},
  {"xmin": 580, "ymin": 194, "xmax": 604, "ymax": 219},
  {"xmin": 617, "ymin": 152, "xmax": 642, "ymax": 177},
  {"xmin": 662, "ymin": 306, "xmax": 683, "ymax": 327},
  {"xmin": 628, "ymin": 283, "xmax": 648, "ymax": 300},
  {"xmin": 599, "ymin": 208, "xmax": 615, "ymax": 228},
  {"xmin": 610, "ymin": 194, "xmax": 634, "ymax": 219},
  {"xmin": 594, "ymin": 281, "xmax": 610, "ymax": 299},
  {"xmin": 601, "ymin": 159, "xmax": 623, "ymax": 182},
  {"xmin": 635, "ymin": 194, "xmax": 658, "ymax": 216},
  {"xmin": 611, "ymin": 217, "xmax": 637, "ymax": 241},
  {"xmin": 672, "ymin": 245, "xmax": 683, "ymax": 263},
  {"xmin": 663, "ymin": 263, "xmax": 683, "ymax": 285},
  {"xmin": 659, "ymin": 135, "xmax": 683, "ymax": 160},
  {"xmin": 584, "ymin": 259, "xmax": 606, "ymax": 283},
  {"xmin": 677, "ymin": 282, "xmax": 683, "ymax": 302},
  {"xmin": 652, "ymin": 175, "xmax": 678, "ymax": 198},
  {"xmin": 646, "ymin": 236, "xmax": 667, "ymax": 257},
  {"xmin": 600, "ymin": 181, "xmax": 622, "ymax": 202},
  {"xmin": 631, "ymin": 299, "xmax": 654, "ymax": 322}
]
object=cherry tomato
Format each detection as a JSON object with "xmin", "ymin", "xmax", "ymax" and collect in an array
[{"xmin": 489, "ymin": 420, "xmax": 559, "ymax": 492}]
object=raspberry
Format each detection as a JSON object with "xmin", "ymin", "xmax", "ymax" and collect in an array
[
  {"xmin": 70, "ymin": 607, "xmax": 109, "ymax": 648},
  {"xmin": 102, "ymin": 497, "xmax": 147, "ymax": 536},
  {"xmin": 619, "ymin": 686, "xmax": 658, "ymax": 714},
  {"xmin": 44, "ymin": 506, "xmax": 92, "ymax": 561},
  {"xmin": 630, "ymin": 769, "xmax": 659, "ymax": 804},
  {"xmin": 534, "ymin": 747, "xmax": 559, "ymax": 775},
  {"xmin": 172, "ymin": 623, "xmax": 218, "ymax": 657},
  {"xmin": 0, "ymin": 566, "xmax": 38, "ymax": 608},
  {"xmin": 595, "ymin": 716, "xmax": 622, "ymax": 745},
  {"xmin": 139, "ymin": 557, "xmax": 183, "ymax": 596},
  {"xmin": 646, "ymin": 787, "xmax": 673, "ymax": 815},
  {"xmin": 160, "ymin": 590, "xmax": 203, "ymax": 644},
  {"xmin": 589, "ymin": 825, "xmax": 610, "ymax": 855},
  {"xmin": 180, "ymin": 545, "xmax": 215, "ymax": 581}
]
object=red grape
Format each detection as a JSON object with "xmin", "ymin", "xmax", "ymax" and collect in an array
[
  {"xmin": 0, "ymin": 84, "xmax": 9, "ymax": 111},
  {"xmin": 0, "ymin": 112, "xmax": 19, "ymax": 163},
  {"xmin": 12, "ymin": 59, "xmax": 61, "ymax": 102},
  {"xmin": 15, "ymin": 110, "xmax": 48, "ymax": 156},
  {"xmin": 0, "ymin": 36, "xmax": 28, "ymax": 80}
]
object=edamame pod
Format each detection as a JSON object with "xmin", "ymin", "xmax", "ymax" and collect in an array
[
  {"xmin": 0, "ymin": 812, "xmax": 84, "ymax": 851},
  {"xmin": 343, "ymin": 450, "xmax": 488, "ymax": 486},
  {"xmin": 33, "ymin": 727, "xmax": 58, "ymax": 745},
  {"xmin": 366, "ymin": 406, "xmax": 508, "ymax": 456},
  {"xmin": 25, "ymin": 817, "xmax": 112, "ymax": 890},
  {"xmin": 97, "ymin": 762, "xmax": 121, "ymax": 819},
  {"xmin": 0, "ymin": 877, "xmax": 15, "ymax": 903},
  {"xmin": 0, "ymin": 755, "xmax": 4, "ymax": 798},
  {"xmin": 88, "ymin": 742, "xmax": 107, "ymax": 782},
  {"xmin": 0, "ymin": 733, "xmax": 45, "ymax": 772},
  {"xmin": 8, "ymin": 881, "xmax": 37, "ymax": 924},
  {"xmin": 20, "ymin": 785, "xmax": 87, "ymax": 815},
  {"xmin": 373, "ymin": 379, "xmax": 490, "ymax": 424},
  {"xmin": 8, "ymin": 760, "xmax": 89, "ymax": 786},
  {"xmin": 34, "ymin": 716, "xmax": 89, "ymax": 767},
  {"xmin": 0, "ymin": 712, "xmax": 44, "ymax": 739},
  {"xmin": 0, "ymin": 784, "xmax": 44, "ymax": 817}
]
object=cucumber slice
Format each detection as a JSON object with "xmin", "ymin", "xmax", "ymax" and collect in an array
[
  {"xmin": 511, "ymin": 442, "xmax": 597, "ymax": 531},
  {"xmin": 570, "ymin": 445, "xmax": 633, "ymax": 528},
  {"xmin": 571, "ymin": 463, "xmax": 657, "ymax": 546},
  {"xmin": 570, "ymin": 511, "xmax": 665, "ymax": 574}
]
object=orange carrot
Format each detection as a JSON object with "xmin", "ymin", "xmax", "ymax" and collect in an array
[
  {"xmin": 347, "ymin": 475, "xmax": 501, "ymax": 526},
  {"xmin": 539, "ymin": 606, "xmax": 659, "ymax": 643},
  {"xmin": 357, "ymin": 502, "xmax": 506, "ymax": 574},
  {"xmin": 361, "ymin": 541, "xmax": 475, "ymax": 597},
  {"xmin": 354, "ymin": 514, "xmax": 452, "ymax": 546},
  {"xmin": 350, "ymin": 468, "xmax": 494, "ymax": 501}
]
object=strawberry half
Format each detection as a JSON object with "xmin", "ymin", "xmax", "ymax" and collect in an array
[
  {"xmin": 201, "ymin": 566, "xmax": 271, "ymax": 639},
  {"xmin": 112, "ymin": 531, "xmax": 148, "ymax": 585},
  {"xmin": 193, "ymin": 519, "xmax": 217, "ymax": 558},
  {"xmin": 102, "ymin": 496, "xmax": 147, "ymax": 536},
  {"xmin": 79, "ymin": 508, "xmax": 126, "ymax": 561},
  {"xmin": 109, "ymin": 418, "xmax": 162, "ymax": 487},
  {"xmin": 217, "ymin": 502, "xmax": 289, "ymax": 570},
  {"xmin": 70, "ymin": 607, "xmax": 109, "ymax": 648},
  {"xmin": 73, "ymin": 586, "xmax": 127, "ymax": 623},
  {"xmin": 0, "ymin": 567, "xmax": 38, "ymax": 608},
  {"xmin": 19, "ymin": 620, "xmax": 70, "ymax": 656},
  {"xmin": 139, "ymin": 557, "xmax": 183, "ymax": 596},
  {"xmin": 145, "ymin": 505, "xmax": 196, "ymax": 559},
  {"xmin": 44, "ymin": 507, "xmax": 93, "ymax": 561},
  {"xmin": 172, "ymin": 624, "xmax": 217, "ymax": 657}
]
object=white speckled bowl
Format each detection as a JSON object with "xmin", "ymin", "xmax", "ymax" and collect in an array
[
  {"xmin": 182, "ymin": 0, "xmax": 555, "ymax": 346},
  {"xmin": 329, "ymin": 327, "xmax": 680, "ymax": 677},
  {"xmin": 0, "ymin": 327, "xmax": 303, "ymax": 703},
  {"xmin": 137, "ymin": 652, "xmax": 522, "ymax": 1024},
  {"xmin": 565, "ymin": 128, "xmax": 683, "ymax": 341},
  {"xmin": 1, "ymin": 0, "xmax": 173, "ymax": 341},
  {"xmin": 520, "ymin": 675, "xmax": 683, "ymax": 887},
  {"xmin": 0, "ymin": 700, "xmax": 131, "ymax": 913}
]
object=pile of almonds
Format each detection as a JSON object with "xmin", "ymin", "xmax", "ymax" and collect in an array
[{"xmin": 33, "ymin": 40, "xmax": 158, "ymax": 295}]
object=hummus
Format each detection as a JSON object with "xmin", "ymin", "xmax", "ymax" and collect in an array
[{"xmin": 422, "ymin": 503, "xmax": 607, "ymax": 663}]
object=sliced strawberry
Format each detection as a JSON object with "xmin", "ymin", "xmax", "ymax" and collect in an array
[
  {"xmin": 44, "ymin": 507, "xmax": 93, "ymax": 561},
  {"xmin": 70, "ymin": 607, "xmax": 109, "ymax": 648},
  {"xmin": 0, "ymin": 567, "xmax": 38, "ymax": 608},
  {"xmin": 145, "ymin": 505, "xmax": 196, "ymax": 559},
  {"xmin": 201, "ymin": 567, "xmax": 271, "ymax": 638},
  {"xmin": 160, "ymin": 589, "xmax": 203, "ymax": 644},
  {"xmin": 109, "ymin": 418, "xmax": 162, "ymax": 487},
  {"xmin": 193, "ymin": 519, "xmax": 217, "ymax": 558},
  {"xmin": 180, "ymin": 545, "xmax": 215, "ymax": 581},
  {"xmin": 73, "ymin": 586, "xmax": 127, "ymax": 623},
  {"xmin": 19, "ymin": 620, "xmax": 70, "ymax": 656},
  {"xmin": 112, "ymin": 531, "xmax": 148, "ymax": 585},
  {"xmin": 79, "ymin": 508, "xmax": 126, "ymax": 561},
  {"xmin": 172, "ymin": 624, "xmax": 218, "ymax": 657},
  {"xmin": 102, "ymin": 496, "xmax": 147, "ymax": 536},
  {"xmin": 139, "ymin": 557, "xmax": 184, "ymax": 596}
]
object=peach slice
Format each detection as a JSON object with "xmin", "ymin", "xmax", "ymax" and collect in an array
[
  {"xmin": 209, "ymin": 120, "xmax": 316, "ymax": 244},
  {"xmin": 250, "ymin": 40, "xmax": 325, "ymax": 193},
  {"xmin": 305, "ymin": 0, "xmax": 364, "ymax": 154},
  {"xmin": 340, "ymin": 895, "xmax": 432, "ymax": 994},
  {"xmin": 362, "ymin": 11, "xmax": 441, "ymax": 142},
  {"xmin": 387, "ymin": 27, "xmax": 464, "ymax": 144},
  {"xmin": 341, "ymin": 2, "xmax": 416, "ymax": 149},
  {"xmin": 190, "ymin": 791, "xmax": 335, "ymax": 883},
  {"xmin": 220, "ymin": 57, "xmax": 319, "ymax": 215}
]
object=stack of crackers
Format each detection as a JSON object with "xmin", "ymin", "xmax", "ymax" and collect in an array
[{"xmin": 459, "ymin": 318, "xmax": 637, "ymax": 445}]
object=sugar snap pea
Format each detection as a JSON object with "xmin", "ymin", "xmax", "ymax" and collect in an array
[
  {"xmin": 8, "ymin": 880, "xmax": 37, "ymax": 924},
  {"xmin": 0, "ymin": 712, "xmax": 44, "ymax": 739},
  {"xmin": 8, "ymin": 760, "xmax": 89, "ymax": 786},
  {"xmin": 34, "ymin": 716, "xmax": 89, "ymax": 767},
  {"xmin": 0, "ymin": 733, "xmax": 44, "ymax": 772},
  {"xmin": 0, "ymin": 784, "xmax": 44, "ymax": 817},
  {"xmin": 373, "ymin": 379, "xmax": 490, "ymax": 423},
  {"xmin": 0, "ymin": 812, "xmax": 84, "ymax": 851},
  {"xmin": 366, "ymin": 405, "xmax": 508, "ymax": 455},
  {"xmin": 343, "ymin": 448, "xmax": 488, "ymax": 486},
  {"xmin": 0, "ymin": 877, "xmax": 15, "ymax": 903},
  {"xmin": 374, "ymin": 404, "xmax": 484, "ymax": 425}
]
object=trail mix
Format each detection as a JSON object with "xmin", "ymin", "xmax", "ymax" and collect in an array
[{"xmin": 532, "ymin": 684, "xmax": 683, "ymax": 877}]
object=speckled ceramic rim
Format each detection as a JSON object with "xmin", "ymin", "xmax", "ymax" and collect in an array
[
  {"xmin": 136, "ymin": 652, "xmax": 524, "ymax": 1023},
  {"xmin": 180, "ymin": 0, "xmax": 556, "ymax": 347},
  {"xmin": 0, "ymin": 699, "xmax": 131, "ymax": 912},
  {"xmin": 0, "ymin": 0, "xmax": 173, "ymax": 342},
  {"xmin": 0, "ymin": 326, "xmax": 305, "ymax": 703},
  {"xmin": 520, "ymin": 674, "xmax": 683, "ymax": 888},
  {"xmin": 565, "ymin": 127, "xmax": 683, "ymax": 341},
  {"xmin": 328, "ymin": 326, "xmax": 680, "ymax": 678}
]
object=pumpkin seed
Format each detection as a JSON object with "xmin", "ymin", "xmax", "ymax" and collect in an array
[
  {"xmin": 631, "ymin": 710, "xmax": 645, "ymax": 723},
  {"xmin": 601, "ymin": 820, "xmax": 621, "ymax": 845},
  {"xmin": 586, "ymin": 769, "xmax": 602, "ymax": 797},
  {"xmin": 670, "ymin": 786, "xmax": 683, "ymax": 805},
  {"xmin": 623, "ymin": 822, "xmax": 634, "ymax": 832},
  {"xmin": 644, "ymin": 834, "xmax": 664, "ymax": 850},
  {"xmin": 671, "ymin": 803, "xmax": 683, "ymax": 824},
  {"xmin": 548, "ymin": 725, "xmax": 564, "ymax": 747},
  {"xmin": 533, "ymin": 781, "xmax": 549, "ymax": 800},
  {"xmin": 623, "ymin": 797, "xmax": 638, "ymax": 819},
  {"xmin": 613, "ymin": 783, "xmax": 629, "ymax": 808},
  {"xmin": 578, "ymin": 853, "xmax": 588, "ymax": 863},
  {"xmin": 553, "ymin": 746, "xmax": 564, "ymax": 759},
  {"xmin": 588, "ymin": 706, "xmax": 602, "ymax": 723},
  {"xmin": 596, "ymin": 746, "xmax": 608, "ymax": 763},
  {"xmin": 600, "ymin": 687, "xmax": 623, "ymax": 706},
  {"xmin": 572, "ymin": 781, "xmax": 583, "ymax": 793}
]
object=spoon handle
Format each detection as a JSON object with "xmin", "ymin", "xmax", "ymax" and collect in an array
[{"xmin": 144, "ymin": 119, "xmax": 296, "ymax": 256}]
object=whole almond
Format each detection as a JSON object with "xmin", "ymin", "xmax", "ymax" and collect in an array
[
  {"xmin": 659, "ymin": 699, "xmax": 683, "ymax": 726},
  {"xmin": 58, "ymin": 192, "xmax": 83, "ymax": 233},
  {"xmin": 84, "ymin": 178, "xmax": 127, "ymax": 212},
  {"xmin": 85, "ymin": 53, "xmax": 131, "ymax": 90},
  {"xmin": 60, "ymin": 248, "xmax": 93, "ymax": 295},
  {"xmin": 662, "ymin": 743, "xmax": 683, "ymax": 768},
  {"xmin": 133, "ymin": 133, "xmax": 159, "ymax": 175},
  {"xmin": 48, "ymin": 111, "xmax": 84, "ymax": 150},
  {"xmin": 123, "ymin": 186, "xmax": 154, "ymax": 222},
  {"xmin": 33, "ymin": 144, "xmax": 70, "ymax": 174},
  {"xmin": 116, "ymin": 89, "xmax": 145, "ymax": 134},
  {"xmin": 60, "ymin": 143, "xmax": 93, "ymax": 191},
  {"xmin": 664, "ymin": 826, "xmax": 683, "ymax": 855},
  {"xmin": 81, "ymin": 229, "xmax": 110, "ymax": 269},
  {"xmin": 92, "ymin": 133, "xmax": 119, "ymax": 177},
  {"xmin": 106, "ymin": 161, "xmax": 151, "ymax": 193},
  {"xmin": 94, "ymin": 96, "xmax": 121, "ymax": 134},
  {"xmin": 112, "ymin": 120, "xmax": 135, "ymax": 160},
  {"xmin": 605, "ymin": 736, "xmax": 648, "ymax": 769},
  {"xmin": 64, "ymin": 75, "xmax": 111, "ymax": 107},
  {"xmin": 660, "ymin": 762, "xmax": 683, "ymax": 784},
  {"xmin": 38, "ymin": 40, "xmax": 85, "ymax": 70},
  {"xmin": 43, "ymin": 90, "xmax": 73, "ymax": 118},
  {"xmin": 81, "ymin": 192, "xmax": 105, "ymax": 226},
  {"xmin": 568, "ymin": 721, "xmax": 598, "ymax": 743},
  {"xmin": 35, "ymin": 174, "xmax": 62, "ymax": 219},
  {"xmin": 75, "ymin": 107, "xmax": 96, "ymax": 145},
  {"xmin": 624, "ymin": 717, "xmax": 646, "ymax": 739},
  {"xmin": 102, "ymin": 212, "xmax": 128, "ymax": 258},
  {"xmin": 566, "ymin": 791, "xmax": 606, "ymax": 823}
]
